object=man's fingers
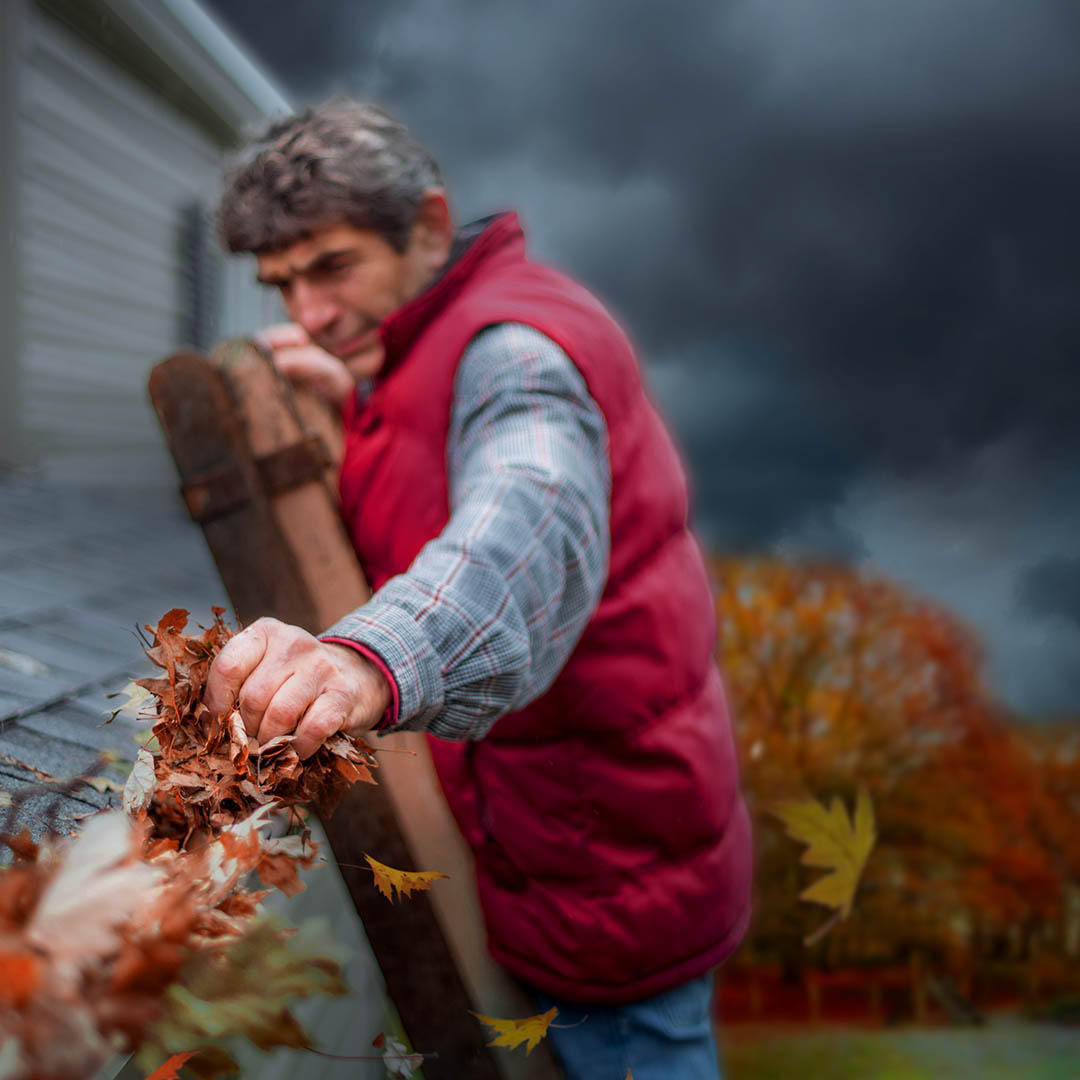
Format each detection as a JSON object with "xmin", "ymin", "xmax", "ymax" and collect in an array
[
  {"xmin": 257, "ymin": 673, "xmax": 320, "ymax": 746},
  {"xmin": 272, "ymin": 344, "xmax": 339, "ymax": 378},
  {"xmin": 258, "ymin": 340, "xmax": 350, "ymax": 403},
  {"xmin": 204, "ymin": 624, "xmax": 270, "ymax": 719},
  {"xmin": 255, "ymin": 322, "xmax": 309, "ymax": 351},
  {"xmin": 292, "ymin": 690, "xmax": 349, "ymax": 760},
  {"xmin": 236, "ymin": 657, "xmax": 295, "ymax": 738},
  {"xmin": 205, "ymin": 629, "xmax": 383, "ymax": 759}
]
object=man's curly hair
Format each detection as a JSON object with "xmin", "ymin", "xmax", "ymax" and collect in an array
[{"xmin": 217, "ymin": 99, "xmax": 442, "ymax": 255}]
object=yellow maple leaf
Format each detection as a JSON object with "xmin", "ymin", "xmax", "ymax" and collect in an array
[
  {"xmin": 771, "ymin": 787, "xmax": 875, "ymax": 920},
  {"xmin": 471, "ymin": 1007, "xmax": 558, "ymax": 1054},
  {"xmin": 364, "ymin": 853, "xmax": 448, "ymax": 902}
]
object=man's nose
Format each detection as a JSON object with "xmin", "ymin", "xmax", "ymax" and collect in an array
[{"xmin": 289, "ymin": 280, "xmax": 339, "ymax": 338}]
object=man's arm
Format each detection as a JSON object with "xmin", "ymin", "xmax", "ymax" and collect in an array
[
  {"xmin": 320, "ymin": 322, "xmax": 612, "ymax": 739},
  {"xmin": 204, "ymin": 323, "xmax": 610, "ymax": 749}
]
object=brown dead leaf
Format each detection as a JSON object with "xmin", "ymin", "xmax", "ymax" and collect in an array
[
  {"xmin": 0, "ymin": 828, "xmax": 39, "ymax": 862},
  {"xmin": 0, "ymin": 951, "xmax": 40, "ymax": 1007},
  {"xmin": 255, "ymin": 852, "xmax": 308, "ymax": 897}
]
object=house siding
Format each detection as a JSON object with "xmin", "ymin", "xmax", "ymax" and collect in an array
[{"xmin": 12, "ymin": 0, "xmax": 276, "ymax": 484}]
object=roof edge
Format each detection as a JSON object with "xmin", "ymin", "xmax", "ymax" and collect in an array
[{"xmin": 49, "ymin": 0, "xmax": 292, "ymax": 139}]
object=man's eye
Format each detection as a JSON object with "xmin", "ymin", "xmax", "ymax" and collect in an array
[
  {"xmin": 313, "ymin": 259, "xmax": 349, "ymax": 276},
  {"xmin": 305, "ymin": 263, "xmax": 346, "ymax": 285}
]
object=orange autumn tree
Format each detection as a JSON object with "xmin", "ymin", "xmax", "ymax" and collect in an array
[
  {"xmin": 711, "ymin": 557, "xmax": 1068, "ymax": 976},
  {"xmin": 1009, "ymin": 723, "xmax": 1080, "ymax": 966}
]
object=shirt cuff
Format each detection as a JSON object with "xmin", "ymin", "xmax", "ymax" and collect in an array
[
  {"xmin": 319, "ymin": 598, "xmax": 446, "ymax": 733},
  {"xmin": 320, "ymin": 637, "xmax": 401, "ymax": 732}
]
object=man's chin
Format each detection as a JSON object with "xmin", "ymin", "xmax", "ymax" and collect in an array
[{"xmin": 344, "ymin": 344, "xmax": 386, "ymax": 379}]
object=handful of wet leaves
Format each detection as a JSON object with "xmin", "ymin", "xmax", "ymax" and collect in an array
[{"xmin": 129, "ymin": 607, "xmax": 378, "ymax": 850}]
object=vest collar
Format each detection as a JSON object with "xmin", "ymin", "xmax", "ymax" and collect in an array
[{"xmin": 377, "ymin": 211, "xmax": 525, "ymax": 372}]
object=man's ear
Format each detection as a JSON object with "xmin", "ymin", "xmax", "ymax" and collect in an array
[{"xmin": 412, "ymin": 188, "xmax": 454, "ymax": 260}]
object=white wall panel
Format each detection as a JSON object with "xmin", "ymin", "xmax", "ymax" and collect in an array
[{"xmin": 17, "ymin": 2, "xmax": 271, "ymax": 485}]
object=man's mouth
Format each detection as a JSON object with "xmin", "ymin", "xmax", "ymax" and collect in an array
[{"xmin": 328, "ymin": 327, "xmax": 378, "ymax": 357}]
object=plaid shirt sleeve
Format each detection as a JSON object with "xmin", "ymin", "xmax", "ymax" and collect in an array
[{"xmin": 319, "ymin": 322, "xmax": 611, "ymax": 740}]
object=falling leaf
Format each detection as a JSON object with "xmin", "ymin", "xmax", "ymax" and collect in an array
[
  {"xmin": 771, "ymin": 787, "xmax": 875, "ymax": 920},
  {"xmin": 124, "ymin": 748, "xmax": 158, "ymax": 817},
  {"xmin": 144, "ymin": 1050, "xmax": 197, "ymax": 1079},
  {"xmin": 471, "ymin": 1007, "xmax": 559, "ymax": 1054},
  {"xmin": 364, "ymin": 854, "xmax": 448, "ymax": 902},
  {"xmin": 378, "ymin": 1033, "xmax": 424, "ymax": 1078}
]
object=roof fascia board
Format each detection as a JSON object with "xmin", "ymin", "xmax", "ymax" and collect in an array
[{"xmin": 35, "ymin": 0, "xmax": 291, "ymax": 144}]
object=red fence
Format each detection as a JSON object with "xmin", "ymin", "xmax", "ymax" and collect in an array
[{"xmin": 715, "ymin": 957, "xmax": 1079, "ymax": 1026}]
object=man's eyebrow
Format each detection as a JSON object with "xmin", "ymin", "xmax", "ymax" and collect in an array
[{"xmin": 256, "ymin": 248, "xmax": 354, "ymax": 287}]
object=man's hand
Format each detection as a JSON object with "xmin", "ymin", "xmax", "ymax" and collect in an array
[
  {"xmin": 256, "ymin": 323, "xmax": 355, "ymax": 408},
  {"xmin": 204, "ymin": 617, "xmax": 391, "ymax": 759}
]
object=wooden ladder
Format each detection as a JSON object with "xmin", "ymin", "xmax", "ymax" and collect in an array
[{"xmin": 149, "ymin": 340, "xmax": 560, "ymax": 1080}]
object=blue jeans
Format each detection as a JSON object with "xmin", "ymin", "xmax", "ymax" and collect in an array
[{"xmin": 529, "ymin": 973, "xmax": 723, "ymax": 1080}]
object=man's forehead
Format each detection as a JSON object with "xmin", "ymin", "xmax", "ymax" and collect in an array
[{"xmin": 256, "ymin": 222, "xmax": 380, "ymax": 276}]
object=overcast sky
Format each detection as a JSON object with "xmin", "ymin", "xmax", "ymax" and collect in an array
[{"xmin": 204, "ymin": 0, "xmax": 1080, "ymax": 720}]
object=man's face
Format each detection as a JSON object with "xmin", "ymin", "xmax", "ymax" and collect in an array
[{"xmin": 255, "ymin": 198, "xmax": 451, "ymax": 378}]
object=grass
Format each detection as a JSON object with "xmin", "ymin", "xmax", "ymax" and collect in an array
[{"xmin": 718, "ymin": 1015, "xmax": 1080, "ymax": 1080}]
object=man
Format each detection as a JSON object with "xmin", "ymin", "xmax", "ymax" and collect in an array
[{"xmin": 207, "ymin": 99, "xmax": 751, "ymax": 1079}]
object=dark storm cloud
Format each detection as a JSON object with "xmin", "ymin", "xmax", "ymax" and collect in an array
[
  {"xmin": 205, "ymin": 0, "xmax": 1080, "ymax": 714},
  {"xmin": 1022, "ymin": 557, "xmax": 1080, "ymax": 628},
  {"xmin": 774, "ymin": 436, "xmax": 1080, "ymax": 718},
  {"xmin": 212, "ymin": 0, "xmax": 1080, "ymax": 471}
]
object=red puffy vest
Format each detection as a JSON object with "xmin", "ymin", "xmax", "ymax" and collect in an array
[{"xmin": 339, "ymin": 213, "xmax": 752, "ymax": 1004}]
